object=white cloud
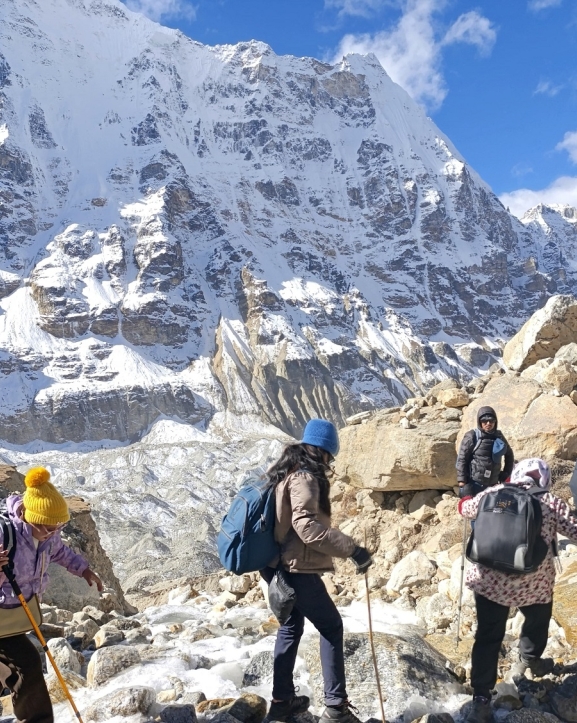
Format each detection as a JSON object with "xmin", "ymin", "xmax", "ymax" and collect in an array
[
  {"xmin": 511, "ymin": 162, "xmax": 534, "ymax": 178},
  {"xmin": 441, "ymin": 11, "xmax": 496, "ymax": 57},
  {"xmin": 534, "ymin": 79, "xmax": 563, "ymax": 96},
  {"xmin": 499, "ymin": 176, "xmax": 577, "ymax": 219},
  {"xmin": 332, "ymin": 0, "xmax": 496, "ymax": 111},
  {"xmin": 324, "ymin": 0, "xmax": 390, "ymax": 18},
  {"xmin": 556, "ymin": 131, "xmax": 577, "ymax": 164},
  {"xmin": 528, "ymin": 0, "xmax": 562, "ymax": 11},
  {"xmin": 125, "ymin": 0, "xmax": 197, "ymax": 22}
]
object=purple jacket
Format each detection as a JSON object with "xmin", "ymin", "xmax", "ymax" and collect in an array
[{"xmin": 0, "ymin": 495, "xmax": 89, "ymax": 608}]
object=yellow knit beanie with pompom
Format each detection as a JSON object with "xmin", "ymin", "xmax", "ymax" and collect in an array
[{"xmin": 23, "ymin": 467, "xmax": 70, "ymax": 526}]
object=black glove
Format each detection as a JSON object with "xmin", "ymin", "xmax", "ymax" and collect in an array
[
  {"xmin": 350, "ymin": 546, "xmax": 373, "ymax": 574},
  {"xmin": 459, "ymin": 483, "xmax": 475, "ymax": 498},
  {"xmin": 498, "ymin": 471, "xmax": 509, "ymax": 483}
]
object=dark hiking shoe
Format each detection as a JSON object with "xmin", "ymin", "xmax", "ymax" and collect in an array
[
  {"xmin": 465, "ymin": 696, "xmax": 493, "ymax": 723},
  {"xmin": 320, "ymin": 701, "xmax": 363, "ymax": 723},
  {"xmin": 511, "ymin": 656, "xmax": 554, "ymax": 681},
  {"xmin": 267, "ymin": 695, "xmax": 310, "ymax": 721}
]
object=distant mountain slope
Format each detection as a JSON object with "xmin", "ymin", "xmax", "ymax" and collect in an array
[{"xmin": 1, "ymin": 0, "xmax": 575, "ymax": 444}]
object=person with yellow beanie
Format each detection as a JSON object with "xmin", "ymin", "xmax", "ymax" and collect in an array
[{"xmin": 0, "ymin": 466, "xmax": 102, "ymax": 723}]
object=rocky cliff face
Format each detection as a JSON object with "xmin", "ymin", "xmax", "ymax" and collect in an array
[{"xmin": 1, "ymin": 0, "xmax": 577, "ymax": 445}]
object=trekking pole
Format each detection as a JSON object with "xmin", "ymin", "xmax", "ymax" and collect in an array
[
  {"xmin": 2, "ymin": 566, "xmax": 85, "ymax": 723},
  {"xmin": 455, "ymin": 517, "xmax": 468, "ymax": 649},
  {"xmin": 364, "ymin": 530, "xmax": 387, "ymax": 722}
]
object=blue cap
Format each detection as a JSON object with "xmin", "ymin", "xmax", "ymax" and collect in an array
[{"xmin": 301, "ymin": 419, "xmax": 339, "ymax": 456}]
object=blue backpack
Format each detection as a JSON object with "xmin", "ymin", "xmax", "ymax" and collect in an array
[{"xmin": 217, "ymin": 474, "xmax": 279, "ymax": 575}]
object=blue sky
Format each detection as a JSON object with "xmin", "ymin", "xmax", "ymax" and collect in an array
[{"xmin": 123, "ymin": 0, "xmax": 577, "ymax": 218}]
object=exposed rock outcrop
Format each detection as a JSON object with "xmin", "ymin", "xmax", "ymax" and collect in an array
[
  {"xmin": 504, "ymin": 295, "xmax": 577, "ymax": 371},
  {"xmin": 2, "ymin": 0, "xmax": 577, "ymax": 446},
  {"xmin": 335, "ymin": 407, "xmax": 461, "ymax": 491},
  {"xmin": 303, "ymin": 632, "xmax": 464, "ymax": 721}
]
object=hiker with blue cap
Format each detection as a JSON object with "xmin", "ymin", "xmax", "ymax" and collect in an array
[
  {"xmin": 261, "ymin": 419, "xmax": 372, "ymax": 723},
  {"xmin": 456, "ymin": 406, "xmax": 514, "ymax": 498}
]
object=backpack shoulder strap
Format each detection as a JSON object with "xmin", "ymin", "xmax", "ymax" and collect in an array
[
  {"xmin": 0, "ymin": 513, "xmax": 16, "ymax": 574},
  {"xmin": 526, "ymin": 484, "xmax": 548, "ymax": 498},
  {"xmin": 472, "ymin": 428, "xmax": 482, "ymax": 453}
]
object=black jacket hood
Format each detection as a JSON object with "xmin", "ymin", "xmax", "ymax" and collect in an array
[{"xmin": 477, "ymin": 405, "xmax": 498, "ymax": 429}]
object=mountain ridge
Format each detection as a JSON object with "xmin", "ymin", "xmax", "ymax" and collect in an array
[{"xmin": 1, "ymin": 0, "xmax": 576, "ymax": 445}]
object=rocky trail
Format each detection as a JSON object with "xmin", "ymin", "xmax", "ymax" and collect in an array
[{"xmin": 2, "ymin": 297, "xmax": 577, "ymax": 722}]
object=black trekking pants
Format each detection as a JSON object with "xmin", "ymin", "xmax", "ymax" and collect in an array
[
  {"xmin": 471, "ymin": 593, "xmax": 552, "ymax": 698},
  {"xmin": 261, "ymin": 567, "xmax": 347, "ymax": 706},
  {"xmin": 0, "ymin": 633, "xmax": 54, "ymax": 723}
]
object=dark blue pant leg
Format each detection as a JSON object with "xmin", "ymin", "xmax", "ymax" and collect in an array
[
  {"xmin": 289, "ymin": 573, "xmax": 347, "ymax": 706},
  {"xmin": 272, "ymin": 602, "xmax": 306, "ymax": 700},
  {"xmin": 261, "ymin": 567, "xmax": 305, "ymax": 701},
  {"xmin": 261, "ymin": 568, "xmax": 347, "ymax": 706}
]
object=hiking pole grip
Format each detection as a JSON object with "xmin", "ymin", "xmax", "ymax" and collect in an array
[{"xmin": 1, "ymin": 565, "xmax": 85, "ymax": 723}]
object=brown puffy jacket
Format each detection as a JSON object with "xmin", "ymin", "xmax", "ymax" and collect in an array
[{"xmin": 273, "ymin": 469, "xmax": 356, "ymax": 574}]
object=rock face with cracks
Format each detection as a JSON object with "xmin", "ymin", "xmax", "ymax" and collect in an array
[
  {"xmin": 336, "ymin": 408, "xmax": 461, "ymax": 491},
  {"xmin": 2, "ymin": 0, "xmax": 577, "ymax": 447}
]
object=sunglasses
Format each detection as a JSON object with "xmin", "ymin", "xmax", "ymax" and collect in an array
[{"xmin": 29, "ymin": 522, "xmax": 66, "ymax": 535}]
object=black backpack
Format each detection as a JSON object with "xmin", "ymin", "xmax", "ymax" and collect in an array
[
  {"xmin": 466, "ymin": 485, "xmax": 550, "ymax": 574},
  {"xmin": 0, "ymin": 503, "xmax": 16, "ymax": 575}
]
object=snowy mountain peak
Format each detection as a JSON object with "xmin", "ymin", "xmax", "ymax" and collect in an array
[{"xmin": 1, "ymin": 0, "xmax": 576, "ymax": 446}]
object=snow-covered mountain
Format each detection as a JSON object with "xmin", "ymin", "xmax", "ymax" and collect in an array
[{"xmin": 1, "ymin": 0, "xmax": 576, "ymax": 446}]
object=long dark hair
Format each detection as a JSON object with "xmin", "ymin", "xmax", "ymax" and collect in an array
[{"xmin": 266, "ymin": 443, "xmax": 332, "ymax": 515}]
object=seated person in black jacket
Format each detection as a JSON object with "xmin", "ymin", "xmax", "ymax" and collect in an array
[{"xmin": 456, "ymin": 405, "xmax": 514, "ymax": 498}]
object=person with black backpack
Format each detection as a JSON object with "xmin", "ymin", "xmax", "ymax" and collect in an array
[
  {"xmin": 459, "ymin": 458, "xmax": 577, "ymax": 723},
  {"xmin": 456, "ymin": 406, "xmax": 514, "ymax": 498},
  {"xmin": 260, "ymin": 419, "xmax": 373, "ymax": 723}
]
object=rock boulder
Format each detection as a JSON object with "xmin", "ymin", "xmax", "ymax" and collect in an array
[
  {"xmin": 84, "ymin": 686, "xmax": 156, "ymax": 721},
  {"xmin": 336, "ymin": 411, "xmax": 460, "ymax": 491},
  {"xmin": 304, "ymin": 632, "xmax": 464, "ymax": 721},
  {"xmin": 87, "ymin": 645, "xmax": 141, "ymax": 687},
  {"xmin": 458, "ymin": 375, "xmax": 577, "ymax": 460},
  {"xmin": 387, "ymin": 550, "xmax": 436, "ymax": 593},
  {"xmin": 503, "ymin": 295, "xmax": 577, "ymax": 372}
]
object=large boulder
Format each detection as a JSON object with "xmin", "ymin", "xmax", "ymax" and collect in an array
[
  {"xmin": 84, "ymin": 686, "xmax": 156, "ymax": 721},
  {"xmin": 336, "ymin": 411, "xmax": 460, "ymax": 491},
  {"xmin": 552, "ymin": 556, "xmax": 577, "ymax": 646},
  {"xmin": 530, "ymin": 358, "xmax": 577, "ymax": 395},
  {"xmin": 42, "ymin": 497, "xmax": 133, "ymax": 614},
  {"xmin": 46, "ymin": 637, "xmax": 82, "ymax": 674},
  {"xmin": 46, "ymin": 670, "xmax": 86, "ymax": 703},
  {"xmin": 503, "ymin": 295, "xmax": 577, "ymax": 372},
  {"xmin": 457, "ymin": 375, "xmax": 577, "ymax": 460},
  {"xmin": 387, "ymin": 551, "xmax": 436, "ymax": 593},
  {"xmin": 87, "ymin": 645, "xmax": 141, "ymax": 686},
  {"xmin": 437, "ymin": 388, "xmax": 469, "ymax": 408},
  {"xmin": 303, "ymin": 632, "xmax": 464, "ymax": 721}
]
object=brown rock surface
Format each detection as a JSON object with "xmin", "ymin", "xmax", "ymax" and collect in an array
[
  {"xmin": 552, "ymin": 557, "xmax": 577, "ymax": 646},
  {"xmin": 44, "ymin": 496, "xmax": 133, "ymax": 614},
  {"xmin": 458, "ymin": 374, "xmax": 577, "ymax": 459},
  {"xmin": 503, "ymin": 295, "xmax": 577, "ymax": 372},
  {"xmin": 336, "ymin": 410, "xmax": 460, "ymax": 491}
]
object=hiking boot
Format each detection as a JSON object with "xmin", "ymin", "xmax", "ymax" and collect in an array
[
  {"xmin": 510, "ymin": 656, "xmax": 554, "ymax": 681},
  {"xmin": 267, "ymin": 695, "xmax": 310, "ymax": 722},
  {"xmin": 320, "ymin": 701, "xmax": 362, "ymax": 723},
  {"xmin": 465, "ymin": 696, "xmax": 493, "ymax": 723}
]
